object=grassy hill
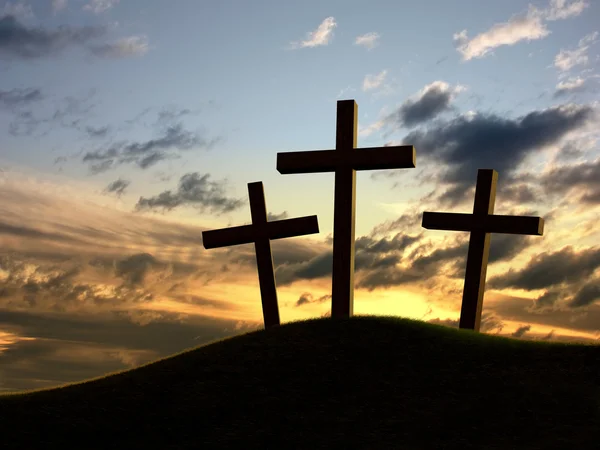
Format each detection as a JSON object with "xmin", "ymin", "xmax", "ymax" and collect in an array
[{"xmin": 0, "ymin": 315, "xmax": 598, "ymax": 449}]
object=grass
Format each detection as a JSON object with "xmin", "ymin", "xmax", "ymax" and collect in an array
[{"xmin": 0, "ymin": 315, "xmax": 598, "ymax": 449}]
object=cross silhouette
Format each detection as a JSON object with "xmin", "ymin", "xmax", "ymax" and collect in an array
[
  {"xmin": 277, "ymin": 99, "xmax": 416, "ymax": 318},
  {"xmin": 202, "ymin": 181, "xmax": 319, "ymax": 329},
  {"xmin": 422, "ymin": 169, "xmax": 544, "ymax": 331}
]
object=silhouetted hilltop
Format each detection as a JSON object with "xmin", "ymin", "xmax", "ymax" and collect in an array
[{"xmin": 1, "ymin": 315, "xmax": 598, "ymax": 449}]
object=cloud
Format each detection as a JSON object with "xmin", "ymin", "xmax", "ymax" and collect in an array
[
  {"xmin": 453, "ymin": 9, "xmax": 549, "ymax": 61},
  {"xmin": 554, "ymin": 31, "xmax": 598, "ymax": 72},
  {"xmin": 289, "ymin": 16, "xmax": 336, "ymax": 49},
  {"xmin": 384, "ymin": 81, "xmax": 465, "ymax": 129},
  {"xmin": 267, "ymin": 211, "xmax": 289, "ymax": 222},
  {"xmin": 355, "ymin": 32, "xmax": 380, "ymax": 50},
  {"xmin": 358, "ymin": 119, "xmax": 385, "ymax": 137},
  {"xmin": 537, "ymin": 157, "xmax": 600, "ymax": 205},
  {"xmin": 0, "ymin": 308, "xmax": 240, "ymax": 392},
  {"xmin": 401, "ymin": 103, "xmax": 596, "ymax": 205},
  {"xmin": 135, "ymin": 172, "xmax": 246, "ymax": 215},
  {"xmin": 114, "ymin": 253, "xmax": 170, "ymax": 286},
  {"xmin": 7, "ymin": 89, "xmax": 97, "ymax": 137},
  {"xmin": 570, "ymin": 281, "xmax": 600, "ymax": 307},
  {"xmin": 554, "ymin": 77, "xmax": 586, "ymax": 97},
  {"xmin": 104, "ymin": 178, "xmax": 130, "ymax": 197},
  {"xmin": 275, "ymin": 232, "xmax": 422, "ymax": 287},
  {"xmin": 83, "ymin": 0, "xmax": 119, "ymax": 14},
  {"xmin": 0, "ymin": 87, "xmax": 42, "ymax": 109},
  {"xmin": 511, "ymin": 324, "xmax": 531, "ymax": 338},
  {"xmin": 156, "ymin": 107, "xmax": 197, "ymax": 124},
  {"xmin": 368, "ymin": 208, "xmax": 424, "ymax": 237},
  {"xmin": 0, "ymin": 15, "xmax": 105, "ymax": 60},
  {"xmin": 362, "ymin": 70, "xmax": 388, "ymax": 91},
  {"xmin": 85, "ymin": 125, "xmax": 110, "ymax": 138},
  {"xmin": 0, "ymin": 178, "xmax": 310, "ymax": 356},
  {"xmin": 453, "ymin": 1, "xmax": 589, "ymax": 61},
  {"xmin": 488, "ymin": 246, "xmax": 600, "ymax": 304},
  {"xmin": 2, "ymin": 1, "xmax": 33, "ymax": 19},
  {"xmin": 357, "ymin": 232, "xmax": 536, "ymax": 292},
  {"xmin": 272, "ymin": 222, "xmax": 539, "ymax": 292},
  {"xmin": 427, "ymin": 312, "xmax": 506, "ymax": 334},
  {"xmin": 543, "ymin": 0, "xmax": 589, "ymax": 20},
  {"xmin": 52, "ymin": 0, "xmax": 68, "ymax": 13},
  {"xmin": 89, "ymin": 35, "xmax": 149, "ymax": 58},
  {"xmin": 295, "ymin": 292, "xmax": 331, "ymax": 307},
  {"xmin": 82, "ymin": 122, "xmax": 221, "ymax": 173}
]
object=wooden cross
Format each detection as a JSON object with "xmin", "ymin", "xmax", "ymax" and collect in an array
[
  {"xmin": 422, "ymin": 169, "xmax": 544, "ymax": 332},
  {"xmin": 202, "ymin": 181, "xmax": 319, "ymax": 329},
  {"xmin": 277, "ymin": 99, "xmax": 416, "ymax": 319}
]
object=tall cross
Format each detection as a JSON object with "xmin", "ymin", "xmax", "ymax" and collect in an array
[
  {"xmin": 202, "ymin": 181, "xmax": 319, "ymax": 329},
  {"xmin": 422, "ymin": 169, "xmax": 544, "ymax": 332},
  {"xmin": 277, "ymin": 99, "xmax": 416, "ymax": 319}
]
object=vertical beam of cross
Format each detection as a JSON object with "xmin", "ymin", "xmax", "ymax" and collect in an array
[
  {"xmin": 422, "ymin": 169, "xmax": 544, "ymax": 332},
  {"xmin": 277, "ymin": 100, "xmax": 416, "ymax": 319},
  {"xmin": 332, "ymin": 101, "xmax": 357, "ymax": 318},
  {"xmin": 202, "ymin": 182, "xmax": 319, "ymax": 329},
  {"xmin": 249, "ymin": 182, "xmax": 280, "ymax": 328}
]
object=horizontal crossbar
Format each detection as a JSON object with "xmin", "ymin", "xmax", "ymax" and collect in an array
[
  {"xmin": 202, "ymin": 215, "xmax": 319, "ymax": 249},
  {"xmin": 277, "ymin": 146, "xmax": 415, "ymax": 174},
  {"xmin": 422, "ymin": 212, "xmax": 544, "ymax": 235}
]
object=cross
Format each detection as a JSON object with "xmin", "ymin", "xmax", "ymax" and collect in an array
[
  {"xmin": 277, "ymin": 99, "xmax": 416, "ymax": 319},
  {"xmin": 202, "ymin": 181, "xmax": 319, "ymax": 329},
  {"xmin": 422, "ymin": 169, "xmax": 544, "ymax": 332}
]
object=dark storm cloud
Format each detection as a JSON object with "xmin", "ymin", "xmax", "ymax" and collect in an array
[
  {"xmin": 121, "ymin": 124, "xmax": 202, "ymax": 156},
  {"xmin": 570, "ymin": 281, "xmax": 600, "ymax": 308},
  {"xmin": 356, "ymin": 232, "xmax": 421, "ymax": 254},
  {"xmin": 0, "ymin": 15, "xmax": 106, "ymax": 60},
  {"xmin": 274, "ymin": 224, "xmax": 538, "ymax": 290},
  {"xmin": 275, "ymin": 232, "xmax": 422, "ymax": 287},
  {"xmin": 114, "ymin": 253, "xmax": 169, "ymax": 286},
  {"xmin": 85, "ymin": 125, "xmax": 110, "ymax": 138},
  {"xmin": 84, "ymin": 146, "xmax": 119, "ymax": 162},
  {"xmin": 488, "ymin": 246, "xmax": 600, "ymax": 292},
  {"xmin": 89, "ymin": 160, "xmax": 114, "ymax": 174},
  {"xmin": 488, "ymin": 234, "xmax": 536, "ymax": 264},
  {"xmin": 104, "ymin": 178, "xmax": 130, "ymax": 197},
  {"xmin": 541, "ymin": 330, "xmax": 555, "ymax": 340},
  {"xmin": 7, "ymin": 89, "xmax": 97, "ymax": 137},
  {"xmin": 498, "ymin": 183, "xmax": 539, "ymax": 204},
  {"xmin": 135, "ymin": 172, "xmax": 246, "ymax": 215},
  {"xmin": 0, "ymin": 87, "xmax": 42, "ymax": 108},
  {"xmin": 295, "ymin": 292, "xmax": 331, "ymax": 307},
  {"xmin": 0, "ymin": 251, "xmax": 177, "ymax": 316},
  {"xmin": 359, "ymin": 232, "xmax": 535, "ymax": 291},
  {"xmin": 367, "ymin": 208, "xmax": 423, "ymax": 238},
  {"xmin": 537, "ymin": 158, "xmax": 600, "ymax": 205},
  {"xmin": 275, "ymin": 251, "xmax": 334, "ymax": 286},
  {"xmin": 400, "ymin": 103, "xmax": 596, "ymax": 206},
  {"xmin": 82, "ymin": 123, "xmax": 221, "ymax": 173},
  {"xmin": 1, "ymin": 264, "xmax": 152, "ymax": 313},
  {"xmin": 156, "ymin": 107, "xmax": 198, "ymax": 124},
  {"xmin": 385, "ymin": 82, "xmax": 458, "ymax": 128},
  {"xmin": 511, "ymin": 325, "xmax": 531, "ymax": 338},
  {"xmin": 227, "ymin": 238, "xmax": 320, "ymax": 272},
  {"xmin": 0, "ymin": 309, "xmax": 247, "ymax": 393},
  {"xmin": 426, "ymin": 311, "xmax": 505, "ymax": 334}
]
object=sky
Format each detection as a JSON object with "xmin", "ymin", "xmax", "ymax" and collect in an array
[{"xmin": 0, "ymin": 0, "xmax": 599, "ymax": 393}]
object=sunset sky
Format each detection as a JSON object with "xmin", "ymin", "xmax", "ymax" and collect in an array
[{"xmin": 1, "ymin": 0, "xmax": 600, "ymax": 393}]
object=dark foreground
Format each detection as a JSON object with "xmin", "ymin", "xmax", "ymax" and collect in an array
[{"xmin": 0, "ymin": 316, "xmax": 598, "ymax": 449}]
